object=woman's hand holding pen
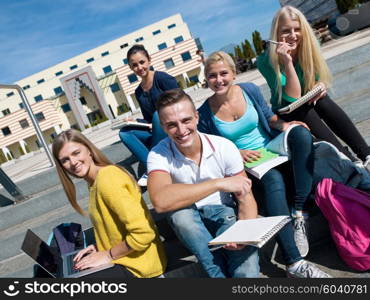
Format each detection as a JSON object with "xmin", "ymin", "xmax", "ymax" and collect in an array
[{"xmin": 275, "ymin": 38, "xmax": 293, "ymax": 65}]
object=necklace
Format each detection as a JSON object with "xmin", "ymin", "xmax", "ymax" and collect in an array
[{"xmin": 233, "ymin": 114, "xmax": 239, "ymax": 121}]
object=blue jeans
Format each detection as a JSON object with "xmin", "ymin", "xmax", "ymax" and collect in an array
[
  {"xmin": 167, "ymin": 204, "xmax": 260, "ymax": 278},
  {"xmin": 118, "ymin": 111, "xmax": 166, "ymax": 166},
  {"xmin": 251, "ymin": 126, "xmax": 314, "ymax": 265}
]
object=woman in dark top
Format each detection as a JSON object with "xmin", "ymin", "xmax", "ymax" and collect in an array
[{"xmin": 119, "ymin": 45, "xmax": 179, "ymax": 185}]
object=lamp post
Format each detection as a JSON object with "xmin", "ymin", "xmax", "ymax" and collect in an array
[{"xmin": 0, "ymin": 84, "xmax": 54, "ymax": 167}]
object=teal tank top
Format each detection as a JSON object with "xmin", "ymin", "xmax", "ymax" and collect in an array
[{"xmin": 213, "ymin": 92, "xmax": 271, "ymax": 150}]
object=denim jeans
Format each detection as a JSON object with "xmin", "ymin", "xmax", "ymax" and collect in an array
[
  {"xmin": 167, "ymin": 204, "xmax": 260, "ymax": 278},
  {"xmin": 250, "ymin": 126, "xmax": 314, "ymax": 265},
  {"xmin": 118, "ymin": 111, "xmax": 166, "ymax": 166}
]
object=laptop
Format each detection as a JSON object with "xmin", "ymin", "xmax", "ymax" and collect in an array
[{"xmin": 21, "ymin": 229, "xmax": 114, "ymax": 278}]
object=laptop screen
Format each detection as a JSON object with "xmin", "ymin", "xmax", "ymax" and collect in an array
[{"xmin": 21, "ymin": 229, "xmax": 60, "ymax": 276}]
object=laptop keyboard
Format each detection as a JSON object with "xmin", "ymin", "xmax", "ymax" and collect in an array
[{"xmin": 66, "ymin": 254, "xmax": 79, "ymax": 275}]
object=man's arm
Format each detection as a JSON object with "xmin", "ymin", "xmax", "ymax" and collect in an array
[
  {"xmin": 233, "ymin": 172, "xmax": 257, "ymax": 220},
  {"xmin": 148, "ymin": 171, "xmax": 253, "ymax": 213}
]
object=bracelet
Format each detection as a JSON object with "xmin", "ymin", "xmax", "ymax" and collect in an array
[{"xmin": 109, "ymin": 248, "xmax": 114, "ymax": 260}]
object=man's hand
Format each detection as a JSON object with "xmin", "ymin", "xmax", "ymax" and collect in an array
[{"xmin": 217, "ymin": 176, "xmax": 252, "ymax": 198}]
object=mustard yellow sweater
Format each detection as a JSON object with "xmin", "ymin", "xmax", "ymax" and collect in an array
[{"xmin": 88, "ymin": 165, "xmax": 167, "ymax": 278}]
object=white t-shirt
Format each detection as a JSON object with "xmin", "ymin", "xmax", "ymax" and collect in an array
[{"xmin": 147, "ymin": 132, "xmax": 244, "ymax": 208}]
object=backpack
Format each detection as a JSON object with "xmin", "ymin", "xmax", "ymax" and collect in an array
[
  {"xmin": 33, "ymin": 223, "xmax": 86, "ymax": 277},
  {"xmin": 315, "ymin": 178, "xmax": 370, "ymax": 271}
]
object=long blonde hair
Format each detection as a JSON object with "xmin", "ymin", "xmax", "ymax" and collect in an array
[
  {"xmin": 52, "ymin": 129, "xmax": 138, "ymax": 215},
  {"xmin": 269, "ymin": 6, "xmax": 332, "ymax": 105}
]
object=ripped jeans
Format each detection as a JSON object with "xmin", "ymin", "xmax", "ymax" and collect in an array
[{"xmin": 167, "ymin": 204, "xmax": 260, "ymax": 278}]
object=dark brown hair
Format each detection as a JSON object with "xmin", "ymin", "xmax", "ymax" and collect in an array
[{"xmin": 156, "ymin": 88, "xmax": 195, "ymax": 114}]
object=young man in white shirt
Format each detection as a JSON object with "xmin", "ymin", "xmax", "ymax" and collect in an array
[{"xmin": 147, "ymin": 88, "xmax": 259, "ymax": 278}]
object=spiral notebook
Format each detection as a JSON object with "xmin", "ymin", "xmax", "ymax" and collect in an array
[
  {"xmin": 278, "ymin": 85, "xmax": 323, "ymax": 114},
  {"xmin": 208, "ymin": 216, "xmax": 291, "ymax": 248}
]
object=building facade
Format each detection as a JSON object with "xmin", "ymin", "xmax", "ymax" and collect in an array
[
  {"xmin": 280, "ymin": 0, "xmax": 340, "ymax": 24},
  {"xmin": 0, "ymin": 14, "xmax": 204, "ymax": 161}
]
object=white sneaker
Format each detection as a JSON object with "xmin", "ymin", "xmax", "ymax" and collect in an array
[
  {"xmin": 138, "ymin": 174, "xmax": 148, "ymax": 187},
  {"xmin": 287, "ymin": 260, "xmax": 332, "ymax": 278}
]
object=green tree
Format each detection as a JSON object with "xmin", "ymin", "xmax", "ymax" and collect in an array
[
  {"xmin": 336, "ymin": 0, "xmax": 359, "ymax": 14},
  {"xmin": 242, "ymin": 39, "xmax": 256, "ymax": 61},
  {"xmin": 252, "ymin": 30, "xmax": 264, "ymax": 56},
  {"xmin": 234, "ymin": 45, "xmax": 244, "ymax": 59},
  {"xmin": 0, "ymin": 149, "xmax": 7, "ymax": 164}
]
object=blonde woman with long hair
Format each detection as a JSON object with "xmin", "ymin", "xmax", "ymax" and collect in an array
[
  {"xmin": 257, "ymin": 5, "xmax": 370, "ymax": 169},
  {"xmin": 52, "ymin": 129, "xmax": 166, "ymax": 278}
]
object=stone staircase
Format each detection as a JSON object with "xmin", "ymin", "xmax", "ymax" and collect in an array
[{"xmin": 0, "ymin": 41, "xmax": 369, "ymax": 278}]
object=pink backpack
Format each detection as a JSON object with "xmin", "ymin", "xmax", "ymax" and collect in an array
[{"xmin": 315, "ymin": 178, "xmax": 370, "ymax": 271}]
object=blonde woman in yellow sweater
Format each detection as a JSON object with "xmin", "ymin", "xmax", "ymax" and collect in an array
[{"xmin": 52, "ymin": 129, "xmax": 166, "ymax": 278}]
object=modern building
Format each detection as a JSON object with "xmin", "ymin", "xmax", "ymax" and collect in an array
[
  {"xmin": 279, "ymin": 0, "xmax": 340, "ymax": 24},
  {"xmin": 0, "ymin": 14, "xmax": 204, "ymax": 160}
]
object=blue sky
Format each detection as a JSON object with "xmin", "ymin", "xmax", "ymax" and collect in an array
[{"xmin": 0, "ymin": 0, "xmax": 281, "ymax": 83}]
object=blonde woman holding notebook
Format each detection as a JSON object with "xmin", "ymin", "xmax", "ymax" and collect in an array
[
  {"xmin": 197, "ymin": 51, "xmax": 331, "ymax": 278},
  {"xmin": 52, "ymin": 129, "xmax": 167, "ymax": 278},
  {"xmin": 257, "ymin": 5, "xmax": 370, "ymax": 169}
]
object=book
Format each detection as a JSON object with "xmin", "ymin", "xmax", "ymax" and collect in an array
[
  {"xmin": 278, "ymin": 85, "xmax": 324, "ymax": 114},
  {"xmin": 208, "ymin": 216, "xmax": 291, "ymax": 247},
  {"xmin": 111, "ymin": 120, "xmax": 151, "ymax": 131},
  {"xmin": 244, "ymin": 124, "xmax": 299, "ymax": 179}
]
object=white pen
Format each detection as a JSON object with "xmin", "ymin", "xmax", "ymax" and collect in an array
[{"xmin": 267, "ymin": 40, "xmax": 279, "ymax": 45}]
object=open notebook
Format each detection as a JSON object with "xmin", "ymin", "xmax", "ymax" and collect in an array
[
  {"xmin": 208, "ymin": 216, "xmax": 291, "ymax": 248},
  {"xmin": 111, "ymin": 120, "xmax": 151, "ymax": 131},
  {"xmin": 244, "ymin": 124, "xmax": 299, "ymax": 179},
  {"xmin": 278, "ymin": 85, "xmax": 324, "ymax": 114}
]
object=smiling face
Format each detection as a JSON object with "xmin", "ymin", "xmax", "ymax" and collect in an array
[
  {"xmin": 278, "ymin": 16, "xmax": 302, "ymax": 56},
  {"xmin": 159, "ymin": 98, "xmax": 199, "ymax": 153},
  {"xmin": 58, "ymin": 142, "xmax": 95, "ymax": 179},
  {"xmin": 128, "ymin": 51, "xmax": 151, "ymax": 78},
  {"xmin": 206, "ymin": 60, "xmax": 235, "ymax": 96}
]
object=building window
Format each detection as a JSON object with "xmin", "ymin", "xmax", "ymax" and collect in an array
[
  {"xmin": 80, "ymin": 97, "xmax": 87, "ymax": 105},
  {"xmin": 34, "ymin": 95, "xmax": 43, "ymax": 102},
  {"xmin": 70, "ymin": 64, "xmax": 78, "ymax": 70},
  {"xmin": 135, "ymin": 37, "xmax": 144, "ymax": 42},
  {"xmin": 19, "ymin": 119, "xmax": 29, "ymax": 129},
  {"xmin": 152, "ymin": 29, "xmax": 161, "ymax": 35},
  {"xmin": 174, "ymin": 36, "xmax": 184, "ymax": 44},
  {"xmin": 86, "ymin": 57, "xmax": 94, "ymax": 63},
  {"xmin": 103, "ymin": 65, "xmax": 113, "ymax": 74},
  {"xmin": 181, "ymin": 51, "xmax": 192, "ymax": 62},
  {"xmin": 55, "ymin": 71, "xmax": 63, "ymax": 76},
  {"xmin": 19, "ymin": 103, "xmax": 24, "ymax": 109},
  {"xmin": 158, "ymin": 42, "xmax": 167, "ymax": 50},
  {"xmin": 23, "ymin": 85, "xmax": 30, "ymax": 90},
  {"xmin": 35, "ymin": 112, "xmax": 45, "ymax": 122},
  {"xmin": 37, "ymin": 78, "xmax": 45, "ymax": 84},
  {"xmin": 110, "ymin": 83, "xmax": 120, "ymax": 93},
  {"xmin": 1, "ymin": 127, "xmax": 11, "ymax": 136},
  {"xmin": 61, "ymin": 103, "xmax": 71, "ymax": 113},
  {"xmin": 123, "ymin": 58, "xmax": 128, "ymax": 65},
  {"xmin": 101, "ymin": 51, "xmax": 109, "ymax": 57},
  {"xmin": 2, "ymin": 108, "xmax": 11, "ymax": 116},
  {"xmin": 120, "ymin": 43, "xmax": 128, "ymax": 49},
  {"xmin": 6, "ymin": 92, "xmax": 14, "ymax": 97},
  {"xmin": 164, "ymin": 58, "xmax": 175, "ymax": 69},
  {"xmin": 54, "ymin": 86, "xmax": 63, "ymax": 95},
  {"xmin": 168, "ymin": 23, "xmax": 176, "ymax": 29},
  {"xmin": 127, "ymin": 74, "xmax": 138, "ymax": 84}
]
